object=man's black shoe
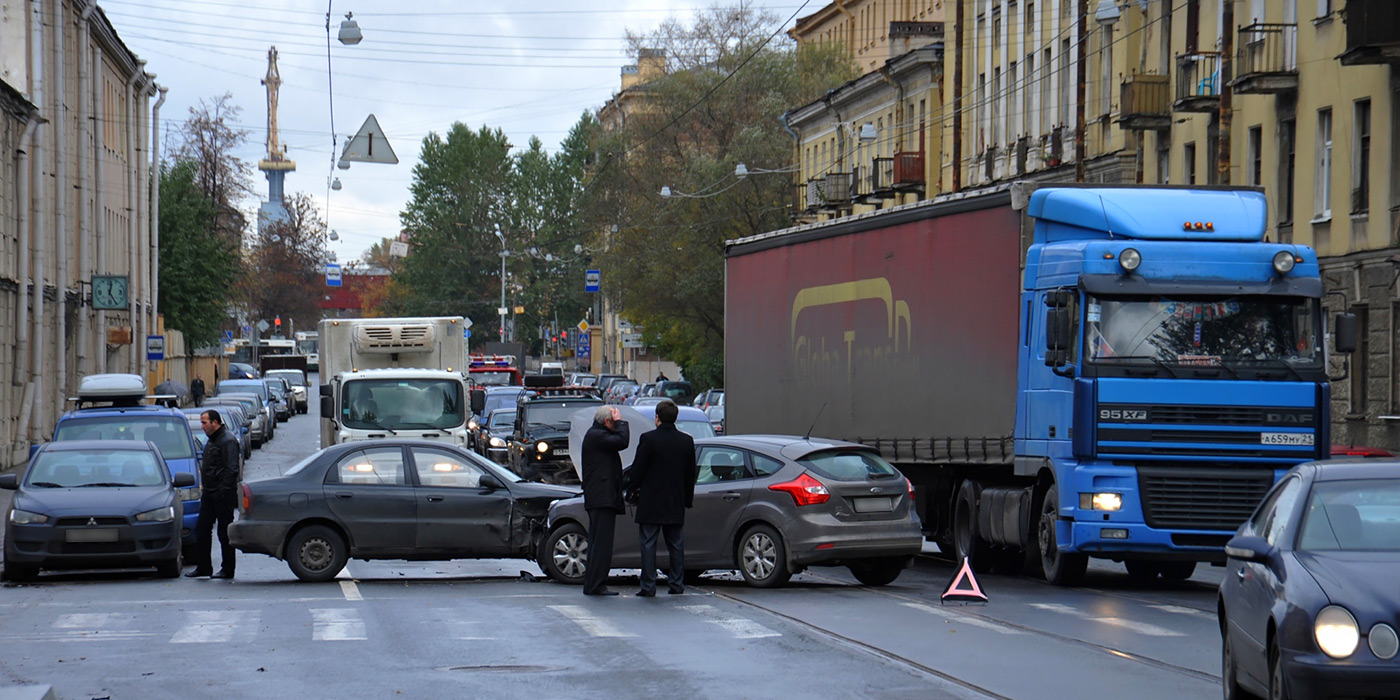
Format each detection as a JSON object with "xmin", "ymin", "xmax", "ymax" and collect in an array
[
  {"xmin": 635, "ymin": 590, "xmax": 656, "ymax": 597},
  {"xmin": 583, "ymin": 588, "xmax": 620, "ymax": 596},
  {"xmin": 210, "ymin": 571, "xmax": 234, "ymax": 580},
  {"xmin": 185, "ymin": 570, "xmax": 212, "ymax": 578},
  {"xmin": 667, "ymin": 588, "xmax": 684, "ymax": 595}
]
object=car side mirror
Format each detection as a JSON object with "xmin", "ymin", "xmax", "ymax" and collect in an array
[
  {"xmin": 1334, "ymin": 312, "xmax": 1357, "ymax": 354},
  {"xmin": 242, "ymin": 426, "xmax": 249, "ymax": 435},
  {"xmin": 1224, "ymin": 534, "xmax": 1274, "ymax": 564},
  {"xmin": 479, "ymin": 474, "xmax": 505, "ymax": 491},
  {"xmin": 0, "ymin": 474, "xmax": 17, "ymax": 490},
  {"xmin": 173, "ymin": 473, "xmax": 197, "ymax": 488}
]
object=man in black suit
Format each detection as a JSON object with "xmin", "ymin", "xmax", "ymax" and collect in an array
[
  {"xmin": 626, "ymin": 400, "xmax": 698, "ymax": 596},
  {"xmin": 580, "ymin": 405, "xmax": 629, "ymax": 596}
]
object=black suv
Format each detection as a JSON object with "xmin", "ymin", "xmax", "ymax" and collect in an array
[{"xmin": 507, "ymin": 381, "xmax": 602, "ymax": 485}]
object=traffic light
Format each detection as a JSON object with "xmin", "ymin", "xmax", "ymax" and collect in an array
[
  {"xmin": 274, "ymin": 316, "xmax": 282, "ymax": 329},
  {"xmin": 561, "ymin": 330, "xmax": 568, "ymax": 340}
]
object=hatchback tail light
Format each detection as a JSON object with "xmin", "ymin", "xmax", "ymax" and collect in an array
[
  {"xmin": 768, "ymin": 472, "xmax": 830, "ymax": 507},
  {"xmin": 240, "ymin": 483, "xmax": 253, "ymax": 514}
]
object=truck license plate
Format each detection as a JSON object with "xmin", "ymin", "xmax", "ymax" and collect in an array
[
  {"xmin": 1260, "ymin": 432, "xmax": 1313, "ymax": 446},
  {"xmin": 853, "ymin": 497, "xmax": 893, "ymax": 513},
  {"xmin": 65, "ymin": 528, "xmax": 119, "ymax": 543}
]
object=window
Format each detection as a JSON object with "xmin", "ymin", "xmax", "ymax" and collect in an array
[
  {"xmin": 1279, "ymin": 119, "xmax": 1296, "ymax": 223},
  {"xmin": 1157, "ymin": 140, "xmax": 1170, "ymax": 184},
  {"xmin": 993, "ymin": 67, "xmax": 1003, "ymax": 146},
  {"xmin": 411, "ymin": 447, "xmax": 486, "ymax": 488},
  {"xmin": 1184, "ymin": 142, "xmax": 1197, "ymax": 185},
  {"xmin": 799, "ymin": 450, "xmax": 901, "ymax": 482},
  {"xmin": 1100, "ymin": 25, "xmax": 1112, "ymax": 116},
  {"xmin": 696, "ymin": 447, "xmax": 750, "ymax": 484},
  {"xmin": 1316, "ymin": 0, "xmax": 1332, "ymax": 19},
  {"xmin": 1316, "ymin": 108, "xmax": 1333, "ymax": 219},
  {"xmin": 1042, "ymin": 48, "xmax": 1053, "ymax": 130},
  {"xmin": 1247, "ymin": 126, "xmax": 1262, "ymax": 186},
  {"xmin": 752, "ymin": 454, "xmax": 784, "ymax": 477},
  {"xmin": 1206, "ymin": 129, "xmax": 1220, "ymax": 185},
  {"xmin": 1258, "ymin": 477, "xmax": 1301, "ymax": 547},
  {"xmin": 1352, "ymin": 99, "xmax": 1370, "ymax": 214},
  {"xmin": 1059, "ymin": 39, "xmax": 1072, "ymax": 126},
  {"xmin": 335, "ymin": 447, "xmax": 406, "ymax": 486},
  {"xmin": 1351, "ymin": 304, "xmax": 1368, "ymax": 414}
]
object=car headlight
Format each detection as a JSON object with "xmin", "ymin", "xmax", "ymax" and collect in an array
[
  {"xmin": 1315, "ymin": 605, "xmax": 1360, "ymax": 658},
  {"xmin": 489, "ymin": 437, "xmax": 506, "ymax": 448},
  {"xmin": 135, "ymin": 506, "xmax": 176, "ymax": 523},
  {"xmin": 536, "ymin": 441, "xmax": 549, "ymax": 453},
  {"xmin": 178, "ymin": 486, "xmax": 202, "ymax": 502},
  {"xmin": 9, "ymin": 509, "xmax": 50, "ymax": 525}
]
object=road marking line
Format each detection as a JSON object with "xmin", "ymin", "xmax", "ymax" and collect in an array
[
  {"xmin": 53, "ymin": 612, "xmax": 128, "ymax": 629},
  {"xmin": 900, "ymin": 602, "xmax": 1027, "ymax": 635},
  {"xmin": 1147, "ymin": 604, "xmax": 1214, "ymax": 620},
  {"xmin": 679, "ymin": 604, "xmax": 782, "ymax": 639},
  {"xmin": 1029, "ymin": 603, "xmax": 1186, "ymax": 637},
  {"xmin": 8, "ymin": 632, "xmax": 155, "ymax": 643},
  {"xmin": 311, "ymin": 608, "xmax": 367, "ymax": 641},
  {"xmin": 170, "ymin": 610, "xmax": 254, "ymax": 644},
  {"xmin": 548, "ymin": 605, "xmax": 635, "ymax": 638},
  {"xmin": 339, "ymin": 580, "xmax": 363, "ymax": 601}
]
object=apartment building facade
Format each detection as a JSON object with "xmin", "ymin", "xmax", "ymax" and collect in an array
[{"xmin": 0, "ymin": 0, "xmax": 164, "ymax": 466}]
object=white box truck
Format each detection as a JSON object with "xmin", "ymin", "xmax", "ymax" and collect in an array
[{"xmin": 318, "ymin": 317, "xmax": 470, "ymax": 448}]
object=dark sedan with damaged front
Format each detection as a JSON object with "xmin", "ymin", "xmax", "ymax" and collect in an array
[{"xmin": 229, "ymin": 440, "xmax": 578, "ymax": 582}]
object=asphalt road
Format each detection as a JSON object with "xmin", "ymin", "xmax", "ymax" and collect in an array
[{"xmin": 0, "ymin": 384, "xmax": 1228, "ymax": 699}]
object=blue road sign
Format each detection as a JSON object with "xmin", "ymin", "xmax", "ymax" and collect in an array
[
  {"xmin": 576, "ymin": 331, "xmax": 591, "ymax": 359},
  {"xmin": 146, "ymin": 335, "xmax": 166, "ymax": 361},
  {"xmin": 224, "ymin": 330, "xmax": 234, "ymax": 342},
  {"xmin": 326, "ymin": 263, "xmax": 343, "ymax": 287},
  {"xmin": 585, "ymin": 269, "xmax": 600, "ymax": 293}
]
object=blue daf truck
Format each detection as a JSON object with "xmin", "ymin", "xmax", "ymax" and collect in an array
[{"xmin": 724, "ymin": 184, "xmax": 1353, "ymax": 584}]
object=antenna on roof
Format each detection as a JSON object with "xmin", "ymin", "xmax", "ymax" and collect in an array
[
  {"xmin": 804, "ymin": 402, "xmax": 827, "ymax": 441},
  {"xmin": 1098, "ymin": 195, "xmax": 1114, "ymax": 239}
]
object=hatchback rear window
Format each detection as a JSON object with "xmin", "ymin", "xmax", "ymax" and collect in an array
[
  {"xmin": 798, "ymin": 450, "xmax": 900, "ymax": 481},
  {"xmin": 56, "ymin": 416, "xmax": 195, "ymax": 460}
]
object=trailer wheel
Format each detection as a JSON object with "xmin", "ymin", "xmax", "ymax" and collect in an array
[
  {"xmin": 1037, "ymin": 483, "xmax": 1087, "ymax": 586},
  {"xmin": 953, "ymin": 480, "xmax": 995, "ymax": 573}
]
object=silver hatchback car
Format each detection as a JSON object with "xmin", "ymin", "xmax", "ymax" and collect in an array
[{"xmin": 539, "ymin": 435, "xmax": 924, "ymax": 588}]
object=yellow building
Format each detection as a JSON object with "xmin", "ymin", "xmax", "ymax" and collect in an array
[
  {"xmin": 790, "ymin": 0, "xmax": 947, "ymax": 73},
  {"xmin": 788, "ymin": 0, "xmax": 1400, "ymax": 449}
]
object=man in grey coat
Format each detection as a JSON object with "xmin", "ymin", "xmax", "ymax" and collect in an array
[{"xmin": 625, "ymin": 400, "xmax": 698, "ymax": 596}]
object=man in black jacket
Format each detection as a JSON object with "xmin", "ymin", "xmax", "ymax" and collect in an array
[
  {"xmin": 188, "ymin": 410, "xmax": 241, "ymax": 579},
  {"xmin": 626, "ymin": 400, "xmax": 698, "ymax": 596},
  {"xmin": 580, "ymin": 405, "xmax": 628, "ymax": 596}
]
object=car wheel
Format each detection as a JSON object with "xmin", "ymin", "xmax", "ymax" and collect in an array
[
  {"xmin": 286, "ymin": 525, "xmax": 348, "ymax": 583},
  {"xmin": 539, "ymin": 522, "xmax": 588, "ymax": 585},
  {"xmin": 1268, "ymin": 638, "xmax": 1290, "ymax": 700},
  {"xmin": 156, "ymin": 553, "xmax": 182, "ymax": 579},
  {"xmin": 953, "ymin": 480, "xmax": 995, "ymax": 573},
  {"xmin": 848, "ymin": 557, "xmax": 905, "ymax": 587},
  {"xmin": 737, "ymin": 524, "xmax": 791, "ymax": 588},
  {"xmin": 1125, "ymin": 559, "xmax": 1161, "ymax": 581},
  {"xmin": 1159, "ymin": 561, "xmax": 1197, "ymax": 582},
  {"xmin": 1222, "ymin": 624, "xmax": 1259, "ymax": 700},
  {"xmin": 1038, "ymin": 483, "xmax": 1087, "ymax": 586},
  {"xmin": 2, "ymin": 561, "xmax": 38, "ymax": 582},
  {"xmin": 252, "ymin": 438, "xmax": 262, "ymax": 449}
]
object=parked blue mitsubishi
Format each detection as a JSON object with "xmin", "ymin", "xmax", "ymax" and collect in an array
[{"xmin": 35, "ymin": 374, "xmax": 204, "ymax": 550}]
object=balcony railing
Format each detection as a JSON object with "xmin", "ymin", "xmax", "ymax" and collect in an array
[
  {"xmin": 1173, "ymin": 51, "xmax": 1221, "ymax": 113},
  {"xmin": 822, "ymin": 172, "xmax": 854, "ymax": 205},
  {"xmin": 1233, "ymin": 23, "xmax": 1298, "ymax": 93},
  {"xmin": 871, "ymin": 157, "xmax": 895, "ymax": 193},
  {"xmin": 1340, "ymin": 0, "xmax": 1400, "ymax": 65},
  {"xmin": 1118, "ymin": 73, "xmax": 1171, "ymax": 131},
  {"xmin": 893, "ymin": 151, "xmax": 925, "ymax": 186},
  {"xmin": 804, "ymin": 178, "xmax": 826, "ymax": 210}
]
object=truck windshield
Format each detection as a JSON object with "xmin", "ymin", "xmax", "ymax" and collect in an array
[
  {"xmin": 1085, "ymin": 294, "xmax": 1320, "ymax": 366},
  {"xmin": 341, "ymin": 379, "xmax": 465, "ymax": 430}
]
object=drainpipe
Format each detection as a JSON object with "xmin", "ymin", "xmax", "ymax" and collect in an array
[
  {"xmin": 77, "ymin": 3, "xmax": 96, "ymax": 377},
  {"xmin": 13, "ymin": 116, "xmax": 40, "ymax": 452},
  {"xmin": 93, "ymin": 40, "xmax": 107, "ymax": 372},
  {"xmin": 780, "ymin": 110, "xmax": 800, "ymax": 207},
  {"xmin": 28, "ymin": 0, "xmax": 48, "ymax": 441},
  {"xmin": 135, "ymin": 70, "xmax": 152, "ymax": 381},
  {"xmin": 150, "ymin": 84, "xmax": 167, "ymax": 365},
  {"xmin": 126, "ymin": 65, "xmax": 144, "ymax": 373},
  {"xmin": 54, "ymin": 0, "xmax": 69, "ymax": 416},
  {"xmin": 952, "ymin": 0, "xmax": 963, "ymax": 191}
]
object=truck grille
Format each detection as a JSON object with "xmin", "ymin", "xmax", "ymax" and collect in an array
[
  {"xmin": 1097, "ymin": 403, "xmax": 1318, "ymax": 459},
  {"xmin": 1137, "ymin": 466, "xmax": 1274, "ymax": 531}
]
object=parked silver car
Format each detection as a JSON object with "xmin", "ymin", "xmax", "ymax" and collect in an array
[{"xmin": 539, "ymin": 435, "xmax": 923, "ymax": 588}]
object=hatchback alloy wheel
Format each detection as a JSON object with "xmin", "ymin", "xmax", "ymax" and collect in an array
[
  {"xmin": 737, "ymin": 524, "xmax": 790, "ymax": 588},
  {"xmin": 539, "ymin": 522, "xmax": 589, "ymax": 585}
]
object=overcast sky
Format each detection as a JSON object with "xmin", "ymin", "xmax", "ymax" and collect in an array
[{"xmin": 99, "ymin": 0, "xmax": 808, "ymax": 265}]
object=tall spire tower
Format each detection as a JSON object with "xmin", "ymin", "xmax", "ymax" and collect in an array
[{"xmin": 258, "ymin": 46, "xmax": 296, "ymax": 232}]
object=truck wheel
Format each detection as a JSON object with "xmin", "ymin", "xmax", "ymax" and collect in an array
[
  {"xmin": 953, "ymin": 480, "xmax": 995, "ymax": 573},
  {"xmin": 737, "ymin": 524, "xmax": 791, "ymax": 588},
  {"xmin": 1037, "ymin": 483, "xmax": 1087, "ymax": 586},
  {"xmin": 539, "ymin": 522, "xmax": 588, "ymax": 585},
  {"xmin": 1159, "ymin": 561, "xmax": 1197, "ymax": 581},
  {"xmin": 1125, "ymin": 559, "xmax": 1161, "ymax": 581},
  {"xmin": 286, "ymin": 525, "xmax": 348, "ymax": 582},
  {"xmin": 848, "ymin": 557, "xmax": 905, "ymax": 587}
]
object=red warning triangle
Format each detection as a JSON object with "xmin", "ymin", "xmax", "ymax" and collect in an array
[{"xmin": 941, "ymin": 557, "xmax": 988, "ymax": 603}]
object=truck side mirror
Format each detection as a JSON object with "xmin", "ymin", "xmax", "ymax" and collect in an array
[
  {"xmin": 319, "ymin": 384, "xmax": 332, "ymax": 397},
  {"xmin": 1334, "ymin": 313, "xmax": 1357, "ymax": 354},
  {"xmin": 1044, "ymin": 289, "xmax": 1072, "ymax": 308},
  {"xmin": 320, "ymin": 395, "xmax": 334, "ymax": 417},
  {"xmin": 1045, "ymin": 308, "xmax": 1071, "ymax": 351},
  {"xmin": 470, "ymin": 389, "xmax": 485, "ymax": 415}
]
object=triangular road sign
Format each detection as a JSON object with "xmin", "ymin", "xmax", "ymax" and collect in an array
[
  {"xmin": 941, "ymin": 557, "xmax": 988, "ymax": 603},
  {"xmin": 341, "ymin": 114, "xmax": 398, "ymax": 165}
]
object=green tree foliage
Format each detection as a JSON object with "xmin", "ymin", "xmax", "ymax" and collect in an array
[
  {"xmin": 157, "ymin": 160, "xmax": 240, "ymax": 348},
  {"xmin": 588, "ymin": 6, "xmax": 858, "ymax": 387}
]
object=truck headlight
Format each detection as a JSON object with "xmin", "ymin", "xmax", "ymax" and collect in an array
[
  {"xmin": 468, "ymin": 417, "xmax": 479, "ymax": 430},
  {"xmin": 1272, "ymin": 250, "xmax": 1297, "ymax": 275},
  {"xmin": 135, "ymin": 506, "xmax": 176, "ymax": 523},
  {"xmin": 536, "ymin": 441, "xmax": 549, "ymax": 453},
  {"xmin": 1079, "ymin": 492, "xmax": 1123, "ymax": 511},
  {"xmin": 1315, "ymin": 606, "xmax": 1359, "ymax": 658},
  {"xmin": 489, "ymin": 437, "xmax": 506, "ymax": 448},
  {"xmin": 1118, "ymin": 248, "xmax": 1142, "ymax": 273},
  {"xmin": 9, "ymin": 509, "xmax": 49, "ymax": 525}
]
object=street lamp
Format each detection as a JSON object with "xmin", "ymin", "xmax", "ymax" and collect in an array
[{"xmin": 494, "ymin": 223, "xmax": 508, "ymax": 340}]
